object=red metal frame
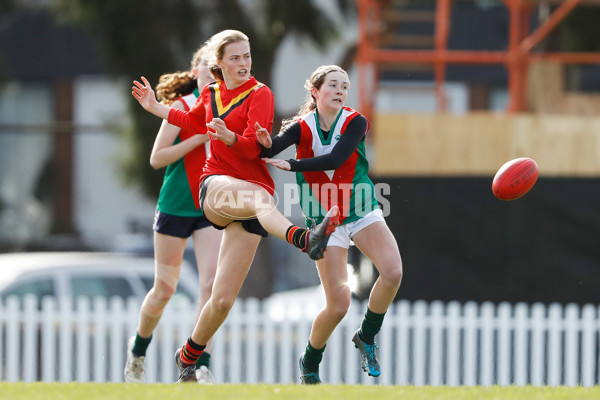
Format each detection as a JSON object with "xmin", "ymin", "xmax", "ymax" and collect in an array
[{"xmin": 356, "ymin": 0, "xmax": 600, "ymax": 116}]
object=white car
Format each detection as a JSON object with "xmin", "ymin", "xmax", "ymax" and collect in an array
[{"xmin": 0, "ymin": 251, "xmax": 199, "ymax": 307}]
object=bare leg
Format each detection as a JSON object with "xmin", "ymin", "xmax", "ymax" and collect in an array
[
  {"xmin": 352, "ymin": 222, "xmax": 403, "ymax": 313},
  {"xmin": 201, "ymin": 176, "xmax": 295, "ymax": 240},
  {"xmin": 137, "ymin": 232, "xmax": 186, "ymax": 337},
  {"xmin": 190, "ymin": 222, "xmax": 261, "ymax": 345},
  {"xmin": 190, "ymin": 226, "xmax": 222, "ymax": 353},
  {"xmin": 308, "ymin": 246, "xmax": 351, "ymax": 349}
]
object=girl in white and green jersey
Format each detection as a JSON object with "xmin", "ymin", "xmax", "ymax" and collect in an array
[{"xmin": 258, "ymin": 65, "xmax": 403, "ymax": 384}]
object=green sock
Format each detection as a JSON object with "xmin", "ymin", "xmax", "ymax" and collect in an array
[
  {"xmin": 132, "ymin": 333, "xmax": 152, "ymax": 357},
  {"xmin": 302, "ymin": 341, "xmax": 326, "ymax": 372},
  {"xmin": 358, "ymin": 308, "xmax": 386, "ymax": 345},
  {"xmin": 195, "ymin": 351, "xmax": 211, "ymax": 369}
]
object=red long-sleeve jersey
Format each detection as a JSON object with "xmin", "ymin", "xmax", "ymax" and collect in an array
[{"xmin": 168, "ymin": 77, "xmax": 275, "ymax": 195}]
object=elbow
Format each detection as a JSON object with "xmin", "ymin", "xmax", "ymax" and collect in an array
[{"xmin": 149, "ymin": 157, "xmax": 162, "ymax": 170}]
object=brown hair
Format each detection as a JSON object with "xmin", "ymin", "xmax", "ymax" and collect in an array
[
  {"xmin": 155, "ymin": 45, "xmax": 210, "ymax": 106},
  {"xmin": 205, "ymin": 30, "xmax": 250, "ymax": 82},
  {"xmin": 282, "ymin": 65, "xmax": 349, "ymax": 130}
]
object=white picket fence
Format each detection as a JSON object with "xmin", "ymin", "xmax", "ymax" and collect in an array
[{"xmin": 1, "ymin": 295, "xmax": 599, "ymax": 385}]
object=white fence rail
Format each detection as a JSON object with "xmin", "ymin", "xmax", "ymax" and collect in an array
[{"xmin": 1, "ymin": 296, "xmax": 599, "ymax": 385}]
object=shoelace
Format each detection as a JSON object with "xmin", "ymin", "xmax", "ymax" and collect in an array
[{"xmin": 361, "ymin": 343, "xmax": 379, "ymax": 366}]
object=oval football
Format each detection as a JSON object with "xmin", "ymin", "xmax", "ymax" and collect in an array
[{"xmin": 492, "ymin": 157, "xmax": 538, "ymax": 201}]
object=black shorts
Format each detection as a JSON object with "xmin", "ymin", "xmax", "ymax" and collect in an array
[
  {"xmin": 199, "ymin": 175, "xmax": 268, "ymax": 237},
  {"xmin": 153, "ymin": 210, "xmax": 213, "ymax": 238}
]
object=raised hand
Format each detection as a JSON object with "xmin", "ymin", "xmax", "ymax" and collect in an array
[
  {"xmin": 132, "ymin": 76, "xmax": 159, "ymax": 112},
  {"xmin": 255, "ymin": 122, "xmax": 272, "ymax": 148},
  {"xmin": 262, "ymin": 158, "xmax": 291, "ymax": 171}
]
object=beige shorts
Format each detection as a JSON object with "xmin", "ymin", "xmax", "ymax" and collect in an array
[{"xmin": 327, "ymin": 209, "xmax": 385, "ymax": 249}]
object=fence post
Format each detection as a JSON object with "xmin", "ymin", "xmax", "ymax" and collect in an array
[
  {"xmin": 41, "ymin": 296, "xmax": 57, "ymax": 382},
  {"xmin": 581, "ymin": 304, "xmax": 596, "ymax": 386},
  {"xmin": 413, "ymin": 300, "xmax": 427, "ymax": 386},
  {"xmin": 23, "ymin": 295, "xmax": 38, "ymax": 382},
  {"xmin": 463, "ymin": 301, "xmax": 478, "ymax": 386},
  {"xmin": 75, "ymin": 297, "xmax": 91, "ymax": 382},
  {"xmin": 6, "ymin": 297, "xmax": 20, "ymax": 382},
  {"xmin": 513, "ymin": 302, "xmax": 529, "ymax": 386},
  {"xmin": 92, "ymin": 297, "xmax": 107, "ymax": 383},
  {"xmin": 395, "ymin": 300, "xmax": 410, "ymax": 385},
  {"xmin": 564, "ymin": 303, "xmax": 580, "ymax": 386},
  {"xmin": 58, "ymin": 297, "xmax": 73, "ymax": 382},
  {"xmin": 429, "ymin": 301, "xmax": 444, "ymax": 386},
  {"xmin": 245, "ymin": 298, "xmax": 259, "ymax": 383},
  {"xmin": 446, "ymin": 301, "xmax": 461, "ymax": 386},
  {"xmin": 108, "ymin": 297, "xmax": 125, "ymax": 383},
  {"xmin": 547, "ymin": 303, "xmax": 563, "ymax": 385},
  {"xmin": 479, "ymin": 302, "xmax": 495, "ymax": 385},
  {"xmin": 530, "ymin": 302, "xmax": 546, "ymax": 385},
  {"xmin": 497, "ymin": 302, "xmax": 512, "ymax": 386}
]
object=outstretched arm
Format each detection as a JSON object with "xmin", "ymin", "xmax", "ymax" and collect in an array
[
  {"xmin": 267, "ymin": 115, "xmax": 368, "ymax": 172},
  {"xmin": 259, "ymin": 121, "xmax": 301, "ymax": 158},
  {"xmin": 131, "ymin": 76, "xmax": 172, "ymax": 120},
  {"xmin": 149, "ymin": 99, "xmax": 209, "ymax": 169}
]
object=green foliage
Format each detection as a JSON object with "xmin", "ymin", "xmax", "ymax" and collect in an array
[
  {"xmin": 51, "ymin": 0, "xmax": 204, "ymax": 199},
  {"xmin": 49, "ymin": 0, "xmax": 353, "ymax": 200}
]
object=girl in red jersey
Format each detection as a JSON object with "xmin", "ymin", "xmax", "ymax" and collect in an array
[
  {"xmin": 124, "ymin": 45, "xmax": 221, "ymax": 384},
  {"xmin": 131, "ymin": 30, "xmax": 340, "ymax": 383},
  {"xmin": 257, "ymin": 65, "xmax": 403, "ymax": 384}
]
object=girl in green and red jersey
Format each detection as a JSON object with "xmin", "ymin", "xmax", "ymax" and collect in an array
[
  {"xmin": 131, "ymin": 30, "xmax": 340, "ymax": 383},
  {"xmin": 258, "ymin": 65, "xmax": 403, "ymax": 384},
  {"xmin": 124, "ymin": 45, "xmax": 221, "ymax": 384}
]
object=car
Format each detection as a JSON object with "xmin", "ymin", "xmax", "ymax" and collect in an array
[{"xmin": 0, "ymin": 251, "xmax": 200, "ymax": 308}]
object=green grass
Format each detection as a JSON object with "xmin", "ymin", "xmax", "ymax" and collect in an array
[{"xmin": 1, "ymin": 383, "xmax": 599, "ymax": 400}]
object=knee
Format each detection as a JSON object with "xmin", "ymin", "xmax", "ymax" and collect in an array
[
  {"xmin": 142, "ymin": 285, "xmax": 175, "ymax": 316},
  {"xmin": 210, "ymin": 294, "xmax": 236, "ymax": 315},
  {"xmin": 326, "ymin": 288, "xmax": 351, "ymax": 321},
  {"xmin": 150, "ymin": 282, "xmax": 176, "ymax": 305},
  {"xmin": 380, "ymin": 259, "xmax": 403, "ymax": 287}
]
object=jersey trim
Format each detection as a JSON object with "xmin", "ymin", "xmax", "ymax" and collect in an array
[{"xmin": 209, "ymin": 81, "xmax": 263, "ymax": 119}]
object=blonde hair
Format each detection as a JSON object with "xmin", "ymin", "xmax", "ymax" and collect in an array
[
  {"xmin": 156, "ymin": 45, "xmax": 210, "ymax": 106},
  {"xmin": 204, "ymin": 30, "xmax": 250, "ymax": 82},
  {"xmin": 191, "ymin": 45, "xmax": 210, "ymax": 71},
  {"xmin": 282, "ymin": 65, "xmax": 350, "ymax": 130}
]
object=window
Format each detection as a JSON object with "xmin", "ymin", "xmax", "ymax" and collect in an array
[
  {"xmin": 1, "ymin": 278, "xmax": 55, "ymax": 308},
  {"xmin": 70, "ymin": 276, "xmax": 134, "ymax": 300}
]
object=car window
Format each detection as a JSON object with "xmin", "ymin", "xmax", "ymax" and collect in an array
[
  {"xmin": 70, "ymin": 276, "xmax": 135, "ymax": 300},
  {"xmin": 1, "ymin": 278, "xmax": 55, "ymax": 308}
]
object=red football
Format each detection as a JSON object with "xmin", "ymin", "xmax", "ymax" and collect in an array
[{"xmin": 492, "ymin": 157, "xmax": 538, "ymax": 201}]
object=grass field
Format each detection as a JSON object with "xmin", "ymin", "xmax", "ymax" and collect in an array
[{"xmin": 1, "ymin": 383, "xmax": 599, "ymax": 400}]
